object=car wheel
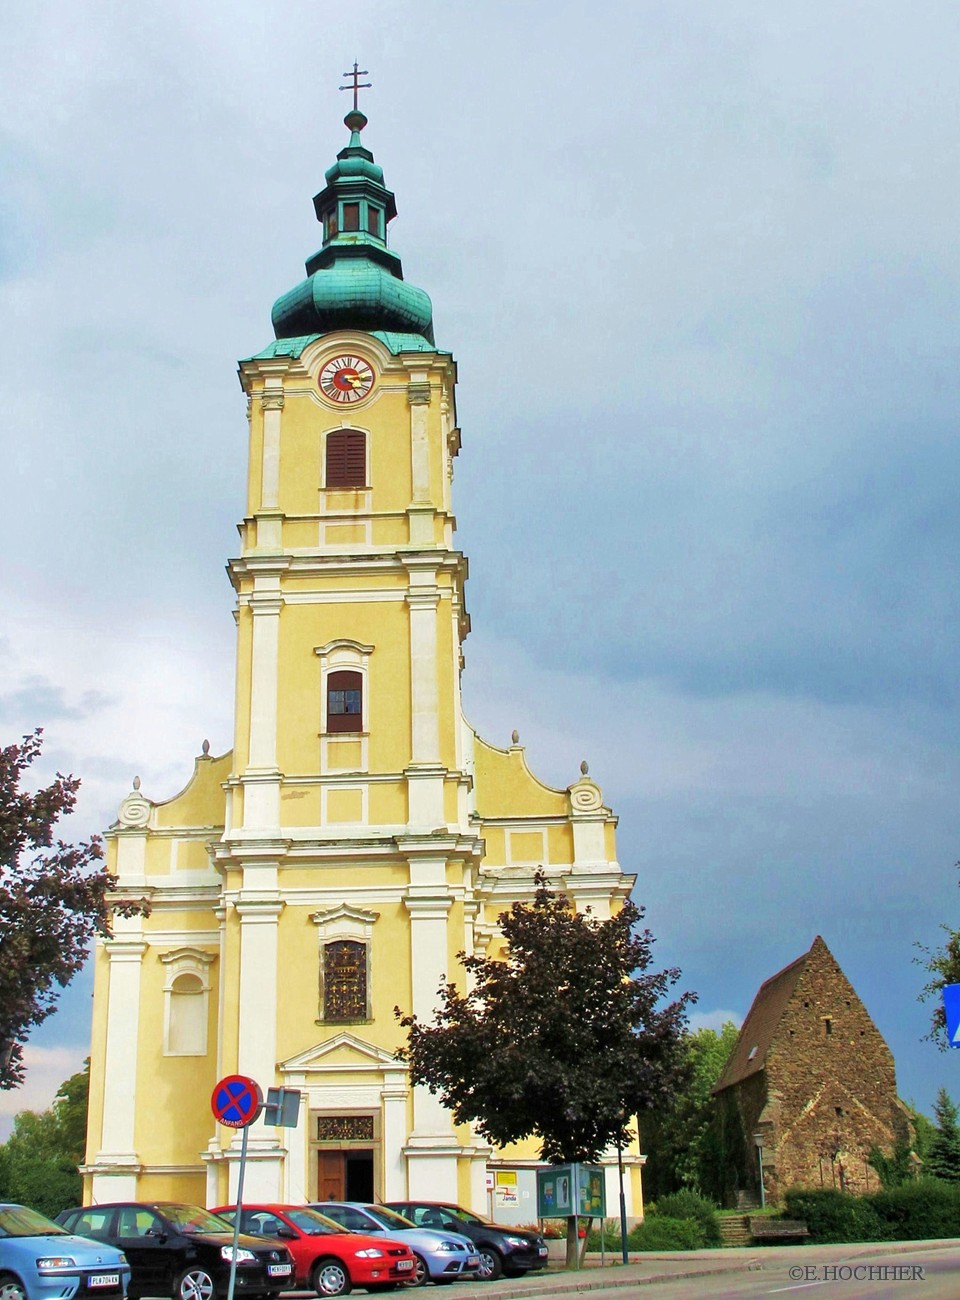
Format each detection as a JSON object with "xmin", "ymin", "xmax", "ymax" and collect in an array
[
  {"xmin": 174, "ymin": 1267, "xmax": 216, "ymax": 1300},
  {"xmin": 476, "ymin": 1248, "xmax": 503, "ymax": 1282},
  {"xmin": 400, "ymin": 1253, "xmax": 428, "ymax": 1288},
  {"xmin": 311, "ymin": 1257, "xmax": 352, "ymax": 1297},
  {"xmin": 0, "ymin": 1273, "xmax": 26, "ymax": 1300}
]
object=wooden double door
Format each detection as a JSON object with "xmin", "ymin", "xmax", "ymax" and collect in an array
[{"xmin": 317, "ymin": 1149, "xmax": 375, "ymax": 1202}]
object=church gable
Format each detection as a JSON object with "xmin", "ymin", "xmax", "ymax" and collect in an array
[{"xmin": 281, "ymin": 1031, "xmax": 402, "ymax": 1074}]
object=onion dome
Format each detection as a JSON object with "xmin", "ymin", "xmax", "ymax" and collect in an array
[{"xmin": 271, "ymin": 109, "xmax": 434, "ymax": 344}]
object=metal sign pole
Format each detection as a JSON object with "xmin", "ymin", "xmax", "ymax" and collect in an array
[{"xmin": 226, "ymin": 1124, "xmax": 249, "ymax": 1300}]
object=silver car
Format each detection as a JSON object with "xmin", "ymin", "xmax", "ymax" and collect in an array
[{"xmin": 310, "ymin": 1203, "xmax": 480, "ymax": 1288}]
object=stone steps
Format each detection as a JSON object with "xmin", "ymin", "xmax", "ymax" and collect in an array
[{"xmin": 718, "ymin": 1215, "xmax": 753, "ymax": 1247}]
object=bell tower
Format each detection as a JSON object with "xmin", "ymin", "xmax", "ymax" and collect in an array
[{"xmin": 220, "ymin": 98, "xmax": 481, "ymax": 1198}]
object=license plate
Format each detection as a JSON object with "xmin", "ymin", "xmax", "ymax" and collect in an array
[
  {"xmin": 267, "ymin": 1265, "xmax": 292, "ymax": 1277},
  {"xmin": 396, "ymin": 1260, "xmax": 414, "ymax": 1272},
  {"xmin": 538, "ymin": 1246, "xmax": 548, "ymax": 1256},
  {"xmin": 89, "ymin": 1275, "xmax": 120, "ymax": 1288},
  {"xmin": 467, "ymin": 1256, "xmax": 480, "ymax": 1268}
]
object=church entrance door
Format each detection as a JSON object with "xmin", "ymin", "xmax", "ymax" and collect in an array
[{"xmin": 317, "ymin": 1149, "xmax": 374, "ymax": 1202}]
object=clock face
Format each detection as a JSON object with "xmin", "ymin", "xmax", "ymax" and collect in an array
[{"xmin": 319, "ymin": 354, "xmax": 375, "ymax": 404}]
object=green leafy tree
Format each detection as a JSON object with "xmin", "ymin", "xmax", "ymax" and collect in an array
[
  {"xmin": 0, "ymin": 731, "xmax": 142, "ymax": 1088},
  {"xmin": 925, "ymin": 1089, "xmax": 960, "ymax": 1183},
  {"xmin": 641, "ymin": 1021, "xmax": 739, "ymax": 1201},
  {"xmin": 396, "ymin": 874, "xmax": 694, "ymax": 1264},
  {"xmin": 914, "ymin": 866, "xmax": 960, "ymax": 1049},
  {"xmin": 0, "ymin": 1060, "xmax": 89, "ymax": 1215}
]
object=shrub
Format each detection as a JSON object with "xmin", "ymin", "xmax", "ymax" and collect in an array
[
  {"xmin": 653, "ymin": 1191, "xmax": 722, "ymax": 1245},
  {"xmin": 584, "ymin": 1218, "xmax": 627, "ymax": 1251},
  {"xmin": 782, "ymin": 1188, "xmax": 887, "ymax": 1243},
  {"xmin": 629, "ymin": 1215, "xmax": 704, "ymax": 1251},
  {"xmin": 869, "ymin": 1177, "xmax": 960, "ymax": 1240}
]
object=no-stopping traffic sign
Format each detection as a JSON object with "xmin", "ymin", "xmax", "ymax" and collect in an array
[{"xmin": 211, "ymin": 1074, "xmax": 263, "ymax": 1128}]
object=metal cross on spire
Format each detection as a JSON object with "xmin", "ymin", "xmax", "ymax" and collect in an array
[{"xmin": 339, "ymin": 62, "xmax": 372, "ymax": 111}]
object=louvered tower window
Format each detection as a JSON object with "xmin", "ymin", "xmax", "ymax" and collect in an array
[
  {"xmin": 327, "ymin": 669, "xmax": 363, "ymax": 733},
  {"xmin": 326, "ymin": 429, "xmax": 366, "ymax": 487}
]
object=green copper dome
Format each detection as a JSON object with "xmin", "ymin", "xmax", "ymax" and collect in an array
[{"xmin": 272, "ymin": 110, "xmax": 434, "ymax": 344}]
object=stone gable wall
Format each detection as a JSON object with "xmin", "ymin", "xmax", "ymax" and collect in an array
[{"xmin": 762, "ymin": 941, "xmax": 909, "ymax": 1199}]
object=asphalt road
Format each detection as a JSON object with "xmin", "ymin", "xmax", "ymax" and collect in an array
[{"xmin": 402, "ymin": 1240, "xmax": 960, "ymax": 1300}]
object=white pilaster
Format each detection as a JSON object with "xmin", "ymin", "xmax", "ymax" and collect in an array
[
  {"xmin": 97, "ymin": 938, "xmax": 147, "ymax": 1166},
  {"xmin": 260, "ymin": 388, "xmax": 284, "ymax": 509},
  {"xmin": 244, "ymin": 584, "xmax": 282, "ymax": 830},
  {"xmin": 248, "ymin": 591, "xmax": 282, "ymax": 771},
  {"xmin": 406, "ymin": 578, "xmax": 440, "ymax": 763},
  {"xmin": 236, "ymin": 898, "xmax": 283, "ymax": 1088},
  {"xmin": 403, "ymin": 867, "xmax": 454, "ymax": 1141},
  {"xmin": 382, "ymin": 1067, "xmax": 410, "ymax": 1199},
  {"xmin": 284, "ymin": 1090, "xmax": 307, "ymax": 1203},
  {"xmin": 408, "ymin": 375, "xmax": 431, "ymax": 504}
]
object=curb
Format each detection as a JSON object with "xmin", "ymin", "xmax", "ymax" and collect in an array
[{"xmin": 469, "ymin": 1265, "xmax": 762, "ymax": 1297}]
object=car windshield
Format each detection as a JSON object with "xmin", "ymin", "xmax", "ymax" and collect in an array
[
  {"xmin": 160, "ymin": 1205, "xmax": 233, "ymax": 1235},
  {"xmin": 0, "ymin": 1206, "xmax": 67, "ymax": 1239},
  {"xmin": 284, "ymin": 1209, "xmax": 341, "ymax": 1236},
  {"xmin": 364, "ymin": 1206, "xmax": 415, "ymax": 1230},
  {"xmin": 452, "ymin": 1201, "xmax": 486, "ymax": 1222}
]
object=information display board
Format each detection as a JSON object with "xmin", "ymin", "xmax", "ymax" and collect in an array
[{"xmin": 536, "ymin": 1163, "xmax": 605, "ymax": 1218}]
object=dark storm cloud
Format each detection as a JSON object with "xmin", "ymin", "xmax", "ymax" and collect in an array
[{"xmin": 3, "ymin": 0, "xmax": 959, "ymax": 1121}]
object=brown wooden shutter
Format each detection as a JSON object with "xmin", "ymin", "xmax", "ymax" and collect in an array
[{"xmin": 325, "ymin": 429, "xmax": 366, "ymax": 487}]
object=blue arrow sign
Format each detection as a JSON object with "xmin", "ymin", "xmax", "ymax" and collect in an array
[{"xmin": 942, "ymin": 984, "xmax": 960, "ymax": 1049}]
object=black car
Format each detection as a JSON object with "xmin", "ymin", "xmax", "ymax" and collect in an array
[
  {"xmin": 383, "ymin": 1202, "xmax": 548, "ymax": 1281},
  {"xmin": 55, "ymin": 1204, "xmax": 294, "ymax": 1300}
]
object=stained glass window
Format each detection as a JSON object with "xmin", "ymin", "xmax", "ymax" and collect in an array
[{"xmin": 324, "ymin": 939, "xmax": 367, "ymax": 1020}]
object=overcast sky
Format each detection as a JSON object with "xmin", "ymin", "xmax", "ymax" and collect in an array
[{"xmin": 3, "ymin": 1, "xmax": 959, "ymax": 1141}]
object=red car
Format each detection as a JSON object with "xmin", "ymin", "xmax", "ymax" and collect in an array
[{"xmin": 211, "ymin": 1204, "xmax": 415, "ymax": 1297}]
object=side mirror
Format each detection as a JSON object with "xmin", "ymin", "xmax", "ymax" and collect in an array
[{"xmin": 275, "ymin": 1228, "xmax": 297, "ymax": 1240}]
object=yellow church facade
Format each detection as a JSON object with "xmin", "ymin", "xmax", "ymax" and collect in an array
[{"xmin": 83, "ymin": 105, "xmax": 640, "ymax": 1218}]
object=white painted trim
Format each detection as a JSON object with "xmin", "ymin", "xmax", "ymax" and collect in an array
[
  {"xmin": 99, "ymin": 941, "xmax": 147, "ymax": 1161},
  {"xmin": 320, "ymin": 784, "xmax": 369, "ymax": 826},
  {"xmin": 236, "ymin": 898, "xmax": 283, "ymax": 1096},
  {"xmin": 260, "ymin": 387, "xmax": 283, "ymax": 509},
  {"xmin": 321, "ymin": 733, "xmax": 369, "ymax": 773},
  {"xmin": 315, "ymin": 641, "xmax": 373, "ymax": 750},
  {"xmin": 322, "ymin": 518, "xmax": 372, "ymax": 547},
  {"xmin": 248, "ymin": 592, "xmax": 281, "ymax": 772},
  {"xmin": 160, "ymin": 948, "xmax": 216, "ymax": 1057},
  {"xmin": 504, "ymin": 826, "xmax": 549, "ymax": 865}
]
